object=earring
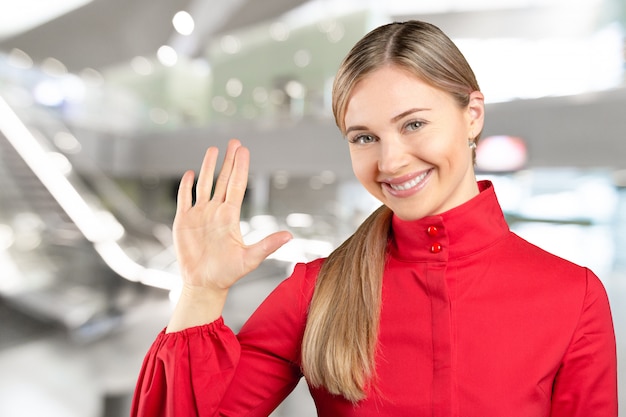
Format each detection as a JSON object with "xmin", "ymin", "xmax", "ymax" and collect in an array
[{"xmin": 468, "ymin": 139, "xmax": 477, "ymax": 150}]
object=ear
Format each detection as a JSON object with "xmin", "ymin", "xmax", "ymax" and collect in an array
[{"xmin": 466, "ymin": 91, "xmax": 485, "ymax": 137}]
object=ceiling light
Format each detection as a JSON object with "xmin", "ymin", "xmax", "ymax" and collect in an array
[
  {"xmin": 79, "ymin": 68, "xmax": 104, "ymax": 85},
  {"xmin": 294, "ymin": 49, "xmax": 312, "ymax": 68},
  {"xmin": 172, "ymin": 11, "xmax": 194, "ymax": 36},
  {"xmin": 54, "ymin": 131, "xmax": 82, "ymax": 154},
  {"xmin": 130, "ymin": 56, "xmax": 153, "ymax": 75},
  {"xmin": 285, "ymin": 80, "xmax": 306, "ymax": 99},
  {"xmin": 33, "ymin": 80, "xmax": 64, "ymax": 106},
  {"xmin": 325, "ymin": 22, "xmax": 345, "ymax": 43},
  {"xmin": 225, "ymin": 78, "xmax": 243, "ymax": 97},
  {"xmin": 211, "ymin": 96, "xmax": 228, "ymax": 112},
  {"xmin": 220, "ymin": 35, "xmax": 241, "ymax": 54},
  {"xmin": 269, "ymin": 22, "xmax": 290, "ymax": 41},
  {"xmin": 41, "ymin": 57, "xmax": 67, "ymax": 76},
  {"xmin": 253, "ymin": 87, "xmax": 269, "ymax": 104},
  {"xmin": 7, "ymin": 49, "xmax": 33, "ymax": 69},
  {"xmin": 157, "ymin": 45, "xmax": 178, "ymax": 67},
  {"xmin": 320, "ymin": 170, "xmax": 336, "ymax": 184}
]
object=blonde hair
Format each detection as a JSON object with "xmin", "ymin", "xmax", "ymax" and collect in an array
[{"xmin": 301, "ymin": 21, "xmax": 482, "ymax": 402}]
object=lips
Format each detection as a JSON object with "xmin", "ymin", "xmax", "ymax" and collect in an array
[{"xmin": 386, "ymin": 169, "xmax": 432, "ymax": 192}]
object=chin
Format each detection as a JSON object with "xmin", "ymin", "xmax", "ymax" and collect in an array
[
  {"xmin": 389, "ymin": 208, "xmax": 431, "ymax": 222},
  {"xmin": 384, "ymin": 196, "xmax": 436, "ymax": 220}
]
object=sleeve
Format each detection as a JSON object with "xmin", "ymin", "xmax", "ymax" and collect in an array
[
  {"xmin": 550, "ymin": 269, "xmax": 618, "ymax": 417},
  {"xmin": 130, "ymin": 261, "xmax": 319, "ymax": 417},
  {"xmin": 130, "ymin": 318, "xmax": 241, "ymax": 417},
  {"xmin": 218, "ymin": 260, "xmax": 319, "ymax": 416}
]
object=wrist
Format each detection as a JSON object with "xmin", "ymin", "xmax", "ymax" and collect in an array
[
  {"xmin": 166, "ymin": 284, "xmax": 229, "ymax": 333},
  {"xmin": 180, "ymin": 282, "xmax": 229, "ymax": 302}
]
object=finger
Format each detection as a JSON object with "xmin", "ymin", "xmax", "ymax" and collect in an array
[
  {"xmin": 224, "ymin": 146, "xmax": 250, "ymax": 207},
  {"xmin": 212, "ymin": 139, "xmax": 242, "ymax": 203},
  {"xmin": 196, "ymin": 147, "xmax": 219, "ymax": 202},
  {"xmin": 244, "ymin": 231, "xmax": 293, "ymax": 269},
  {"xmin": 176, "ymin": 170, "xmax": 195, "ymax": 214}
]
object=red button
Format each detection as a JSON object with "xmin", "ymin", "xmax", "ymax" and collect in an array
[
  {"xmin": 430, "ymin": 242, "xmax": 442, "ymax": 253},
  {"xmin": 427, "ymin": 226, "xmax": 439, "ymax": 236}
]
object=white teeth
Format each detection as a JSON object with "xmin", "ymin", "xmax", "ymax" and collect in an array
[{"xmin": 389, "ymin": 170, "xmax": 429, "ymax": 191}]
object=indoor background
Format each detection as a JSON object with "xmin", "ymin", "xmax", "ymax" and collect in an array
[{"xmin": 0, "ymin": 0, "xmax": 625, "ymax": 416}]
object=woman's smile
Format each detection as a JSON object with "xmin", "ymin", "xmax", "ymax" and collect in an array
[
  {"xmin": 344, "ymin": 65, "xmax": 485, "ymax": 220},
  {"xmin": 382, "ymin": 168, "xmax": 433, "ymax": 196}
]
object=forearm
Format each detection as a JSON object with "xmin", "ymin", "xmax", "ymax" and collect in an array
[{"xmin": 167, "ymin": 284, "xmax": 229, "ymax": 333}]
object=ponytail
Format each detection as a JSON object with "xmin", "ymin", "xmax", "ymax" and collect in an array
[{"xmin": 301, "ymin": 205, "xmax": 392, "ymax": 402}]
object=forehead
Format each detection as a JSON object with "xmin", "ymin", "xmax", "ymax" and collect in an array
[{"xmin": 344, "ymin": 66, "xmax": 451, "ymax": 125}]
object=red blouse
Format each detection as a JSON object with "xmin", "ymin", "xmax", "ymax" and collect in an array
[{"xmin": 131, "ymin": 181, "xmax": 617, "ymax": 416}]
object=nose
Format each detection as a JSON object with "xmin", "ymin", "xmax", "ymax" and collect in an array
[{"xmin": 378, "ymin": 136, "xmax": 410, "ymax": 174}]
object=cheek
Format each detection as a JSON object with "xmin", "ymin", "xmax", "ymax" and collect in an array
[
  {"xmin": 349, "ymin": 151, "xmax": 375, "ymax": 181},
  {"xmin": 430, "ymin": 128, "xmax": 470, "ymax": 167},
  {"xmin": 440, "ymin": 142, "xmax": 473, "ymax": 179}
]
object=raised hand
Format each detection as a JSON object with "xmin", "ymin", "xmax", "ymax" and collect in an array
[{"xmin": 167, "ymin": 139, "xmax": 292, "ymax": 332}]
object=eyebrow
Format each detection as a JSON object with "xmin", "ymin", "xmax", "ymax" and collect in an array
[{"xmin": 345, "ymin": 107, "xmax": 431, "ymax": 135}]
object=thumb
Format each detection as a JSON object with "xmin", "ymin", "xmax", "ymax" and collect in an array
[{"xmin": 245, "ymin": 231, "xmax": 293, "ymax": 266}]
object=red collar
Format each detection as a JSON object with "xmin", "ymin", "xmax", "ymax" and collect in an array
[{"xmin": 389, "ymin": 181, "xmax": 510, "ymax": 262}]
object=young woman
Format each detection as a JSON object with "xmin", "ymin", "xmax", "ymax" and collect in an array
[{"xmin": 131, "ymin": 21, "xmax": 617, "ymax": 416}]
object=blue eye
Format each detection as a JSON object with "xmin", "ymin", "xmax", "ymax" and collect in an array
[{"xmin": 349, "ymin": 134, "xmax": 377, "ymax": 144}]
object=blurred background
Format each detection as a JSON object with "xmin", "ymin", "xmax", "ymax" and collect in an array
[{"xmin": 0, "ymin": 0, "xmax": 624, "ymax": 416}]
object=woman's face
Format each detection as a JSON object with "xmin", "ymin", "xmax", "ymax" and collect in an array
[{"xmin": 344, "ymin": 65, "xmax": 484, "ymax": 221}]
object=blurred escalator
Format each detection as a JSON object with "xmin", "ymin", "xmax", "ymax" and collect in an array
[{"xmin": 0, "ymin": 95, "xmax": 178, "ymax": 342}]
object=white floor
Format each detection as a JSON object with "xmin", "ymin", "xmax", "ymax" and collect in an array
[{"xmin": 0, "ymin": 296, "xmax": 170, "ymax": 417}]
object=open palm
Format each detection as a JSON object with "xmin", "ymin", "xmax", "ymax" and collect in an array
[{"xmin": 173, "ymin": 139, "xmax": 292, "ymax": 293}]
